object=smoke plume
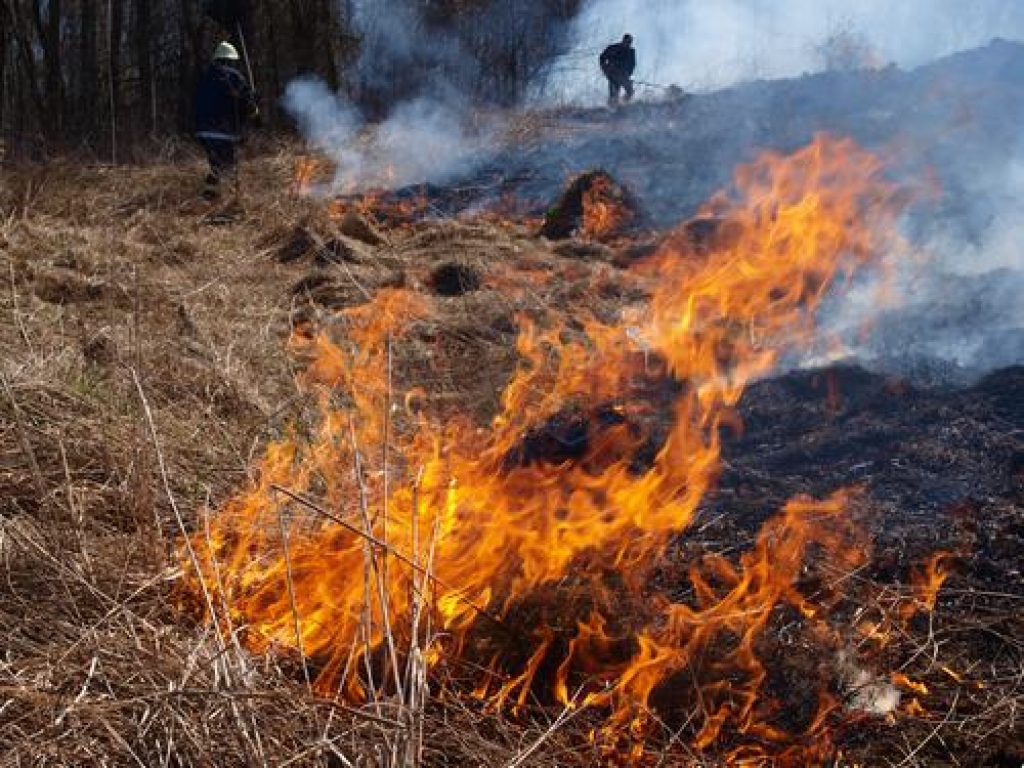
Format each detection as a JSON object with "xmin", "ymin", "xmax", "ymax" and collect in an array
[
  {"xmin": 832, "ymin": 149, "xmax": 1024, "ymax": 378},
  {"xmin": 283, "ymin": 77, "xmax": 493, "ymax": 193},
  {"xmin": 543, "ymin": 0, "xmax": 1024, "ymax": 101}
]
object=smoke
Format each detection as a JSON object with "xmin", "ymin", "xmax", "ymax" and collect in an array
[
  {"xmin": 543, "ymin": 0, "xmax": 1024, "ymax": 102},
  {"xmin": 818, "ymin": 145, "xmax": 1024, "ymax": 379},
  {"xmin": 283, "ymin": 0, "xmax": 569, "ymax": 193},
  {"xmin": 542, "ymin": 0, "xmax": 1024, "ymax": 377},
  {"xmin": 282, "ymin": 77, "xmax": 493, "ymax": 192},
  {"xmin": 349, "ymin": 0, "xmax": 471, "ymax": 105},
  {"xmin": 284, "ymin": 1, "xmax": 1023, "ymax": 377}
]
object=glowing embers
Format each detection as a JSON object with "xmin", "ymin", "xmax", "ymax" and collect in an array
[
  {"xmin": 185, "ymin": 135, "xmax": 915, "ymax": 761},
  {"xmin": 583, "ymin": 175, "xmax": 637, "ymax": 241},
  {"xmin": 538, "ymin": 169, "xmax": 641, "ymax": 241}
]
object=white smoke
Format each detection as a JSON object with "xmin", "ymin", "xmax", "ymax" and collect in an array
[
  {"xmin": 934, "ymin": 156, "xmax": 1024, "ymax": 277},
  {"xmin": 279, "ymin": 1, "xmax": 498, "ymax": 193},
  {"xmin": 542, "ymin": 0, "xmax": 1024, "ymax": 103},
  {"xmin": 820, "ymin": 148, "xmax": 1024, "ymax": 377},
  {"xmin": 282, "ymin": 78, "xmax": 493, "ymax": 193}
]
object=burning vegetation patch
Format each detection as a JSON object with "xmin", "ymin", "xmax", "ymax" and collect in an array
[
  {"xmin": 0, "ymin": 131, "xmax": 1020, "ymax": 766},
  {"xmin": 538, "ymin": 170, "xmax": 642, "ymax": 242},
  {"xmin": 173, "ymin": 135, "xmax": 1005, "ymax": 764}
]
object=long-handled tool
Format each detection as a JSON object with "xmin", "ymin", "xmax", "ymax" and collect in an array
[
  {"xmin": 634, "ymin": 79, "xmax": 684, "ymax": 91},
  {"xmin": 232, "ymin": 22, "xmax": 255, "ymax": 210},
  {"xmin": 235, "ymin": 22, "xmax": 256, "ymax": 92}
]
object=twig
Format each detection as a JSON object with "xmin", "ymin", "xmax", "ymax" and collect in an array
[
  {"xmin": 275, "ymin": 499, "xmax": 313, "ymax": 694},
  {"xmin": 132, "ymin": 369, "xmax": 273, "ymax": 764},
  {"xmin": 269, "ymin": 483, "xmax": 521, "ymax": 640},
  {"xmin": 130, "ymin": 370, "xmax": 221, "ymax": 651},
  {"xmin": 276, "ymin": 735, "xmax": 356, "ymax": 768},
  {"xmin": 1, "ymin": 373, "xmax": 47, "ymax": 503},
  {"xmin": 7, "ymin": 259, "xmax": 33, "ymax": 352},
  {"xmin": 54, "ymin": 655, "xmax": 100, "ymax": 726},
  {"xmin": 348, "ymin": 417, "xmax": 404, "ymax": 705},
  {"xmin": 505, "ymin": 688, "xmax": 592, "ymax": 768},
  {"xmin": 893, "ymin": 691, "xmax": 960, "ymax": 767}
]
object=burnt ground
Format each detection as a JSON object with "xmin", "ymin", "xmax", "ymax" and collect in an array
[
  {"xmin": 704, "ymin": 364, "xmax": 1024, "ymax": 765},
  {"xmin": 1, "ymin": 152, "xmax": 1021, "ymax": 765},
  {"xmin": 382, "ymin": 39, "xmax": 1024, "ymax": 229},
  {"xmin": 2, "ymin": 43, "xmax": 1023, "ymax": 766},
  {"xmin": 490, "ymin": 361, "xmax": 1024, "ymax": 765},
  {"xmin": 722, "ymin": 364, "xmax": 1024, "ymax": 526},
  {"xmin": 367, "ymin": 39, "xmax": 1024, "ymax": 376}
]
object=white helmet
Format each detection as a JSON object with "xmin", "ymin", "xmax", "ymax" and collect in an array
[{"xmin": 214, "ymin": 41, "xmax": 240, "ymax": 61}]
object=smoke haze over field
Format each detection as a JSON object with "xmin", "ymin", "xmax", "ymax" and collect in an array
[
  {"xmin": 543, "ymin": 0, "xmax": 1024, "ymax": 101},
  {"xmin": 286, "ymin": 3, "xmax": 1023, "ymax": 377},
  {"xmin": 283, "ymin": 78, "xmax": 493, "ymax": 192},
  {"xmin": 834, "ymin": 148, "xmax": 1024, "ymax": 376}
]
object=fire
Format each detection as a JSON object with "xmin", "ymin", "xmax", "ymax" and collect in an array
[
  {"xmin": 581, "ymin": 174, "xmax": 635, "ymax": 240},
  {"xmin": 184, "ymin": 135, "xmax": 909, "ymax": 761},
  {"xmin": 912, "ymin": 552, "xmax": 952, "ymax": 612},
  {"xmin": 899, "ymin": 551, "xmax": 952, "ymax": 624},
  {"xmin": 327, "ymin": 187, "xmax": 433, "ymax": 228},
  {"xmin": 292, "ymin": 156, "xmax": 323, "ymax": 196}
]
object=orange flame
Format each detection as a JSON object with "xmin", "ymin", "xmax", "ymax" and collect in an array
[
  {"xmin": 292, "ymin": 156, "xmax": 324, "ymax": 197},
  {"xmin": 581, "ymin": 175, "xmax": 634, "ymax": 240},
  {"xmin": 185, "ymin": 135, "xmax": 908, "ymax": 761},
  {"xmin": 899, "ymin": 552, "xmax": 952, "ymax": 624},
  {"xmin": 326, "ymin": 187, "xmax": 433, "ymax": 228}
]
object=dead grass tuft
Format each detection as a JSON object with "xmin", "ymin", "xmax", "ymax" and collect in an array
[{"xmin": 1, "ymin": 146, "xmax": 1020, "ymax": 766}]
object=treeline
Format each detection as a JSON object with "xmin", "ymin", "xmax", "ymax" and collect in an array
[{"xmin": 0, "ymin": 0, "xmax": 582, "ymax": 160}]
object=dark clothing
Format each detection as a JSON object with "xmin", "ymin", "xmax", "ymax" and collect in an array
[
  {"xmin": 195, "ymin": 61, "xmax": 256, "ymax": 192},
  {"xmin": 608, "ymin": 78, "xmax": 634, "ymax": 104},
  {"xmin": 201, "ymin": 137, "xmax": 237, "ymax": 178},
  {"xmin": 200, "ymin": 137, "xmax": 236, "ymax": 198},
  {"xmin": 194, "ymin": 61, "xmax": 257, "ymax": 141},
  {"xmin": 600, "ymin": 42, "xmax": 636, "ymax": 81},
  {"xmin": 600, "ymin": 42, "xmax": 636, "ymax": 104}
]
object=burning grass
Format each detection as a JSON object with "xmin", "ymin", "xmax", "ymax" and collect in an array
[
  {"xmin": 1, "ymin": 137, "xmax": 1021, "ymax": 766},
  {"xmin": 179, "ymin": 136, "xmax": 1020, "ymax": 764}
]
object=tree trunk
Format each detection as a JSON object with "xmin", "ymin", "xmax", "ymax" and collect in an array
[
  {"xmin": 0, "ymin": 2, "xmax": 9, "ymax": 141},
  {"xmin": 80, "ymin": 0, "xmax": 100, "ymax": 140},
  {"xmin": 37, "ymin": 0, "xmax": 65, "ymax": 138},
  {"xmin": 109, "ymin": 0, "xmax": 125, "ymax": 158},
  {"xmin": 134, "ymin": 0, "xmax": 154, "ymax": 136},
  {"xmin": 317, "ymin": 0, "xmax": 339, "ymax": 90},
  {"xmin": 10, "ymin": 0, "xmax": 45, "ymax": 132},
  {"xmin": 179, "ymin": 0, "xmax": 204, "ymax": 133}
]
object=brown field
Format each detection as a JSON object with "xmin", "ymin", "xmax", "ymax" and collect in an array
[{"xmin": 1, "ymin": 142, "xmax": 1021, "ymax": 767}]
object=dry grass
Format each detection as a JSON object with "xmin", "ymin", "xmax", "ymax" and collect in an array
[
  {"xmin": 1, "ymin": 145, "xmax": 1020, "ymax": 767},
  {"xmin": 0, "ymin": 144, "xmax": 620, "ymax": 766}
]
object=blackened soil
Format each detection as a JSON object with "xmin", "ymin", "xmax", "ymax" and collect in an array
[{"xmin": 693, "ymin": 363, "xmax": 1024, "ymax": 765}]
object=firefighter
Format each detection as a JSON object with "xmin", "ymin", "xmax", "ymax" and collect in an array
[
  {"xmin": 194, "ymin": 41, "xmax": 259, "ymax": 199},
  {"xmin": 600, "ymin": 34, "xmax": 636, "ymax": 106}
]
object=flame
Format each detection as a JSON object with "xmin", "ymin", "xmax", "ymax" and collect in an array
[
  {"xmin": 327, "ymin": 187, "xmax": 433, "ymax": 228},
  {"xmin": 893, "ymin": 672, "xmax": 930, "ymax": 696},
  {"xmin": 184, "ymin": 135, "xmax": 909, "ymax": 761},
  {"xmin": 581, "ymin": 175, "xmax": 635, "ymax": 240},
  {"xmin": 292, "ymin": 156, "xmax": 323, "ymax": 197},
  {"xmin": 899, "ymin": 552, "xmax": 952, "ymax": 623}
]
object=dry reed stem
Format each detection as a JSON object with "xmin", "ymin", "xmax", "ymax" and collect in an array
[{"xmin": 0, "ymin": 152, "xmax": 1019, "ymax": 766}]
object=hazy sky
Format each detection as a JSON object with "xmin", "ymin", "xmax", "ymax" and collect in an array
[{"xmin": 545, "ymin": 0, "xmax": 1024, "ymax": 99}]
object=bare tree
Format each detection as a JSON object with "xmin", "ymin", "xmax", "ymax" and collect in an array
[{"xmin": 0, "ymin": 0, "xmax": 583, "ymax": 158}]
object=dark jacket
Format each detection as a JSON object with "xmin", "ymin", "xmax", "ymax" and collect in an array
[
  {"xmin": 600, "ymin": 43, "xmax": 636, "ymax": 82},
  {"xmin": 195, "ymin": 62, "xmax": 258, "ymax": 140}
]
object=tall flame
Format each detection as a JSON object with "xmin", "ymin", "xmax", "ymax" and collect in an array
[{"xmin": 184, "ymin": 135, "xmax": 907, "ymax": 760}]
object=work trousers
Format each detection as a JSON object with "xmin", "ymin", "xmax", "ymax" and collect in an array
[{"xmin": 607, "ymin": 77, "xmax": 634, "ymax": 105}]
